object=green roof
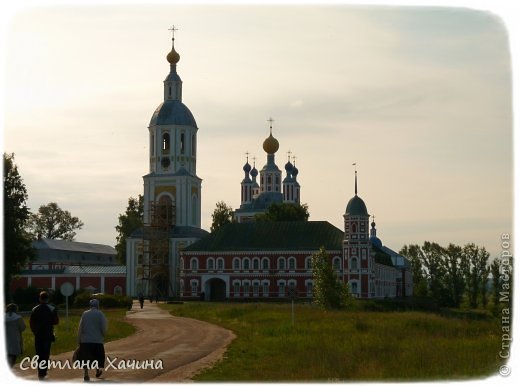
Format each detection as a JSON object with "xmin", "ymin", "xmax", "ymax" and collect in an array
[
  {"xmin": 345, "ymin": 195, "xmax": 369, "ymax": 216},
  {"xmin": 184, "ymin": 221, "xmax": 343, "ymax": 252}
]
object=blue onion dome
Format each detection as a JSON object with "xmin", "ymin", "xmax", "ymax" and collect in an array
[
  {"xmin": 370, "ymin": 235, "xmax": 383, "ymax": 249},
  {"xmin": 285, "ymin": 161, "xmax": 294, "ymax": 173},
  {"xmin": 250, "ymin": 166, "xmax": 258, "ymax": 178},
  {"xmin": 243, "ymin": 162, "xmax": 252, "ymax": 173},
  {"xmin": 292, "ymin": 166, "xmax": 299, "ymax": 177}
]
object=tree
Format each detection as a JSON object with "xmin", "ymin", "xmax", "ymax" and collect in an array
[
  {"xmin": 442, "ymin": 243, "xmax": 468, "ymax": 308},
  {"xmin": 210, "ymin": 201, "xmax": 234, "ymax": 233},
  {"xmin": 3, "ymin": 153, "xmax": 35, "ymax": 302},
  {"xmin": 462, "ymin": 243, "xmax": 490, "ymax": 308},
  {"xmin": 28, "ymin": 202, "xmax": 84, "ymax": 241},
  {"xmin": 420, "ymin": 241, "xmax": 448, "ymax": 303},
  {"xmin": 115, "ymin": 195, "xmax": 144, "ymax": 264},
  {"xmin": 312, "ymin": 246, "xmax": 350, "ymax": 309},
  {"xmin": 400, "ymin": 244, "xmax": 428, "ymax": 297},
  {"xmin": 490, "ymin": 257, "xmax": 501, "ymax": 306},
  {"xmin": 255, "ymin": 202, "xmax": 310, "ymax": 222}
]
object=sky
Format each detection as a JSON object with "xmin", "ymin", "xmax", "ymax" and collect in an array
[{"xmin": 1, "ymin": 0, "xmax": 516, "ymax": 258}]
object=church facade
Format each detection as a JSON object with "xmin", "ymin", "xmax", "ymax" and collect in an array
[{"xmin": 180, "ymin": 126, "xmax": 411, "ymax": 300}]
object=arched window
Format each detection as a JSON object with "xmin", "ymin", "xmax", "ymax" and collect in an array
[
  {"xmin": 180, "ymin": 132, "xmax": 185, "ymax": 154},
  {"xmin": 162, "ymin": 133, "xmax": 170, "ymax": 153},
  {"xmin": 333, "ymin": 257, "xmax": 341, "ymax": 270},
  {"xmin": 217, "ymin": 258, "xmax": 224, "ymax": 270},
  {"xmin": 288, "ymin": 257, "xmax": 296, "ymax": 270},
  {"xmin": 278, "ymin": 257, "xmax": 285, "ymax": 270},
  {"xmin": 243, "ymin": 282, "xmax": 250, "ymax": 296},
  {"xmin": 351, "ymin": 258, "xmax": 358, "ymax": 270},
  {"xmin": 233, "ymin": 281, "xmax": 240, "ymax": 296},
  {"xmin": 306, "ymin": 256, "xmax": 313, "ymax": 270},
  {"xmin": 262, "ymin": 281, "xmax": 269, "ymax": 297},
  {"xmin": 253, "ymin": 258, "xmax": 260, "ymax": 270},
  {"xmin": 253, "ymin": 282, "xmax": 260, "ymax": 297},
  {"xmin": 233, "ymin": 258, "xmax": 240, "ymax": 270},
  {"xmin": 262, "ymin": 258, "xmax": 269, "ymax": 270},
  {"xmin": 306, "ymin": 281, "xmax": 313, "ymax": 297},
  {"xmin": 278, "ymin": 281, "xmax": 286, "ymax": 297},
  {"xmin": 243, "ymin": 259, "xmax": 250, "ymax": 270},
  {"xmin": 207, "ymin": 258, "xmax": 214, "ymax": 270},
  {"xmin": 190, "ymin": 258, "xmax": 198, "ymax": 270},
  {"xmin": 191, "ymin": 280, "xmax": 199, "ymax": 295}
]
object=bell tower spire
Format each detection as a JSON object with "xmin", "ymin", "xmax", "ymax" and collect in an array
[{"xmin": 164, "ymin": 25, "xmax": 182, "ymax": 102}]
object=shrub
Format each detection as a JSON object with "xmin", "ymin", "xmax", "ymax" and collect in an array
[{"xmin": 72, "ymin": 292, "xmax": 132, "ymax": 309}]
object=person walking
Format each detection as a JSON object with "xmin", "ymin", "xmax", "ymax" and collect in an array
[
  {"xmin": 29, "ymin": 291, "xmax": 59, "ymax": 380},
  {"xmin": 138, "ymin": 293, "xmax": 144, "ymax": 309},
  {"xmin": 77, "ymin": 299, "xmax": 107, "ymax": 381},
  {"xmin": 5, "ymin": 303, "xmax": 26, "ymax": 367}
]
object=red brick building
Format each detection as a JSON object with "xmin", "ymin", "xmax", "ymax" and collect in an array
[{"xmin": 10, "ymin": 239, "xmax": 126, "ymax": 295}]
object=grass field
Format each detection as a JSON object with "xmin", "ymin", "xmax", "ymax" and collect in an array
[
  {"xmin": 163, "ymin": 302, "xmax": 505, "ymax": 381},
  {"xmin": 19, "ymin": 308, "xmax": 135, "ymax": 363}
]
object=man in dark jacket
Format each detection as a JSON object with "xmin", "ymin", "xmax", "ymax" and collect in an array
[{"xmin": 30, "ymin": 291, "xmax": 59, "ymax": 380}]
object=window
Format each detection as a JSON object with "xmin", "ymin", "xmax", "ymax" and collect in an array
[
  {"xmin": 306, "ymin": 257, "xmax": 312, "ymax": 270},
  {"xmin": 233, "ymin": 259, "xmax": 240, "ymax": 270},
  {"xmin": 262, "ymin": 282, "xmax": 269, "ymax": 297},
  {"xmin": 151, "ymin": 134, "xmax": 155, "ymax": 156},
  {"xmin": 253, "ymin": 282, "xmax": 260, "ymax": 297},
  {"xmin": 288, "ymin": 257, "xmax": 296, "ymax": 270},
  {"xmin": 253, "ymin": 258, "xmax": 259, "ymax": 270},
  {"xmin": 351, "ymin": 281, "xmax": 358, "ymax": 294},
  {"xmin": 278, "ymin": 282, "xmax": 286, "ymax": 297},
  {"xmin": 168, "ymin": 86, "xmax": 172, "ymax": 97},
  {"xmin": 191, "ymin": 281, "xmax": 198, "ymax": 295},
  {"xmin": 306, "ymin": 282, "xmax": 313, "ymax": 297},
  {"xmin": 162, "ymin": 133, "xmax": 170, "ymax": 153},
  {"xmin": 243, "ymin": 282, "xmax": 250, "ymax": 296},
  {"xmin": 352, "ymin": 223, "xmax": 357, "ymax": 233},
  {"xmin": 192, "ymin": 134, "xmax": 196, "ymax": 156},
  {"xmin": 361, "ymin": 249, "xmax": 367, "ymax": 259},
  {"xmin": 351, "ymin": 258, "xmax": 358, "ymax": 270},
  {"xmin": 233, "ymin": 282, "xmax": 240, "ymax": 296},
  {"xmin": 278, "ymin": 258, "xmax": 285, "ymax": 270},
  {"xmin": 243, "ymin": 259, "xmax": 250, "ymax": 270},
  {"xmin": 180, "ymin": 132, "xmax": 185, "ymax": 154},
  {"xmin": 217, "ymin": 258, "xmax": 224, "ymax": 270},
  {"xmin": 333, "ymin": 257, "xmax": 341, "ymax": 270},
  {"xmin": 262, "ymin": 258, "xmax": 269, "ymax": 270},
  {"xmin": 207, "ymin": 259, "xmax": 214, "ymax": 270},
  {"xmin": 114, "ymin": 286, "xmax": 122, "ymax": 296},
  {"xmin": 190, "ymin": 258, "xmax": 198, "ymax": 270}
]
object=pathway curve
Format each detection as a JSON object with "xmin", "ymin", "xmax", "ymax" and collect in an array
[{"xmin": 13, "ymin": 300, "xmax": 235, "ymax": 382}]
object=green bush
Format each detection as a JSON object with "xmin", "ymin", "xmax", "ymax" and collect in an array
[{"xmin": 72, "ymin": 292, "xmax": 132, "ymax": 309}]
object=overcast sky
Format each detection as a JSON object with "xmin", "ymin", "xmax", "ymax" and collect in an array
[{"xmin": 2, "ymin": 1, "xmax": 515, "ymax": 257}]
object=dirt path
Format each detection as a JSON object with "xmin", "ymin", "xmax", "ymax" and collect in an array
[{"xmin": 13, "ymin": 300, "xmax": 235, "ymax": 382}]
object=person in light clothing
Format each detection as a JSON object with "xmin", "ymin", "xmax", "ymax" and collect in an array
[
  {"xmin": 5, "ymin": 303, "xmax": 26, "ymax": 367},
  {"xmin": 77, "ymin": 299, "xmax": 107, "ymax": 381}
]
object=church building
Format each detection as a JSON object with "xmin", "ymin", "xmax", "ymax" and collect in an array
[
  {"xmin": 234, "ymin": 123, "xmax": 301, "ymax": 222},
  {"xmin": 126, "ymin": 30, "xmax": 411, "ymax": 300}
]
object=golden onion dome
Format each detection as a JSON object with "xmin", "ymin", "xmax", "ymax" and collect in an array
[
  {"xmin": 166, "ymin": 42, "xmax": 180, "ymax": 64},
  {"xmin": 263, "ymin": 133, "xmax": 279, "ymax": 154}
]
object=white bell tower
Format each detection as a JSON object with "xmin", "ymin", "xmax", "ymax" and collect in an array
[{"xmin": 143, "ymin": 26, "xmax": 202, "ymax": 228}]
